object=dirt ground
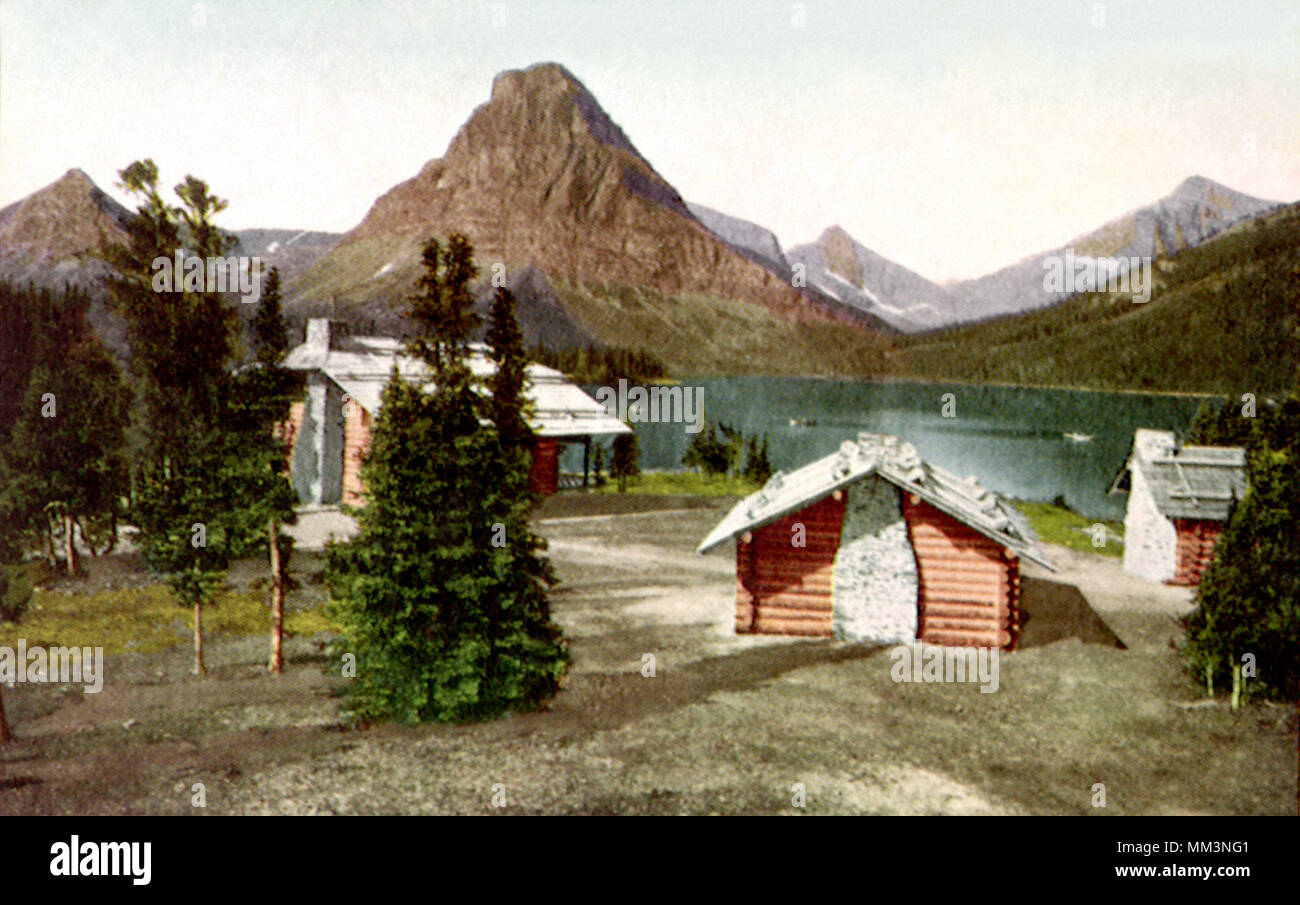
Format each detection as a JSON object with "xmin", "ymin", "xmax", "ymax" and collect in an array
[{"xmin": 1, "ymin": 497, "xmax": 1294, "ymax": 815}]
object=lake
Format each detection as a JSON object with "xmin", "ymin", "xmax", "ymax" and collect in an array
[{"xmin": 571, "ymin": 377, "xmax": 1212, "ymax": 521}]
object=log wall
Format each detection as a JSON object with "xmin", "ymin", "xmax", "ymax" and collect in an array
[
  {"xmin": 903, "ymin": 494, "xmax": 1020, "ymax": 651},
  {"xmin": 530, "ymin": 437, "xmax": 560, "ymax": 496},
  {"xmin": 1170, "ymin": 518, "xmax": 1222, "ymax": 586},
  {"xmin": 342, "ymin": 402, "xmax": 372, "ymax": 507},
  {"xmin": 736, "ymin": 495, "xmax": 845, "ymax": 637}
]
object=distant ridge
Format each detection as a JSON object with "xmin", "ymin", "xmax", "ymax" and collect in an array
[
  {"xmin": 286, "ymin": 62, "xmax": 855, "ymax": 334},
  {"xmin": 948, "ymin": 176, "xmax": 1282, "ymax": 322}
]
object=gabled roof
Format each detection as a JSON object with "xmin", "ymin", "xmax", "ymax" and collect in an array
[
  {"xmin": 1109, "ymin": 428, "xmax": 1247, "ymax": 521},
  {"xmin": 696, "ymin": 432, "xmax": 1055, "ymax": 569},
  {"xmin": 285, "ymin": 320, "xmax": 630, "ymax": 439}
]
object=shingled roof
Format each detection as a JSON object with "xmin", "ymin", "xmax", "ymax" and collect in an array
[
  {"xmin": 285, "ymin": 319, "xmax": 631, "ymax": 439},
  {"xmin": 1111, "ymin": 429, "xmax": 1247, "ymax": 521},
  {"xmin": 696, "ymin": 432, "xmax": 1055, "ymax": 569}
]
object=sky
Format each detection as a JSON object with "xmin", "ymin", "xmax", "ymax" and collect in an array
[{"xmin": 2, "ymin": 0, "xmax": 1297, "ymax": 282}]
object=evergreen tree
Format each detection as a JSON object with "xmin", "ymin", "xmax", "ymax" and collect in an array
[
  {"xmin": 103, "ymin": 160, "xmax": 246, "ymax": 674},
  {"xmin": 743, "ymin": 435, "xmax": 773, "ymax": 485},
  {"xmin": 249, "ymin": 267, "xmax": 289, "ymax": 365},
  {"xmin": 228, "ymin": 267, "xmax": 298, "ymax": 673},
  {"xmin": 682, "ymin": 420, "xmax": 730, "ymax": 477},
  {"xmin": 1, "ymin": 291, "xmax": 128, "ymax": 575},
  {"xmin": 327, "ymin": 236, "xmax": 567, "ymax": 723},
  {"xmin": 1183, "ymin": 384, "xmax": 1300, "ymax": 704},
  {"xmin": 1184, "ymin": 448, "xmax": 1300, "ymax": 703},
  {"xmin": 0, "ymin": 282, "xmax": 41, "ymax": 445},
  {"xmin": 716, "ymin": 421, "xmax": 744, "ymax": 474},
  {"xmin": 485, "ymin": 285, "xmax": 532, "ymax": 452},
  {"xmin": 611, "ymin": 431, "xmax": 639, "ymax": 492}
]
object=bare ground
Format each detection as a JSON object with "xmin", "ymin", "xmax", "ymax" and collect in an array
[{"xmin": 0, "ymin": 497, "xmax": 1294, "ymax": 815}]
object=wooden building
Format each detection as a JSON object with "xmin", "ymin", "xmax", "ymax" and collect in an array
[
  {"xmin": 282, "ymin": 319, "xmax": 630, "ymax": 505},
  {"xmin": 697, "ymin": 433, "xmax": 1055, "ymax": 650},
  {"xmin": 1108, "ymin": 429, "xmax": 1247, "ymax": 586}
]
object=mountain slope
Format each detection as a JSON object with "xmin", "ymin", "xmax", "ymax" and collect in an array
[
  {"xmin": 0, "ymin": 168, "xmax": 131, "ymax": 293},
  {"xmin": 685, "ymin": 201, "xmax": 793, "ymax": 281},
  {"xmin": 950, "ymin": 176, "xmax": 1281, "ymax": 323},
  {"xmin": 286, "ymin": 62, "xmax": 858, "ymax": 346},
  {"xmin": 786, "ymin": 226, "xmax": 963, "ymax": 331},
  {"xmin": 230, "ymin": 229, "xmax": 342, "ymax": 285},
  {"xmin": 894, "ymin": 201, "xmax": 1300, "ymax": 393}
]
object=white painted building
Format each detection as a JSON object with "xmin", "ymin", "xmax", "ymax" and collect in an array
[
  {"xmin": 282, "ymin": 319, "xmax": 630, "ymax": 504},
  {"xmin": 1109, "ymin": 429, "xmax": 1247, "ymax": 586}
]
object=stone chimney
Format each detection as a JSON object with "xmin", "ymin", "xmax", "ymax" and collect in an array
[{"xmin": 305, "ymin": 318, "xmax": 332, "ymax": 352}]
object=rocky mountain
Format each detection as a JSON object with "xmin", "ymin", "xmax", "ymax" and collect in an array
[
  {"xmin": 685, "ymin": 202, "xmax": 793, "ymax": 282},
  {"xmin": 0, "ymin": 168, "xmax": 131, "ymax": 294},
  {"xmin": 786, "ymin": 226, "xmax": 963, "ymax": 332},
  {"xmin": 286, "ymin": 62, "xmax": 852, "ymax": 338},
  {"xmin": 230, "ymin": 229, "xmax": 342, "ymax": 285},
  {"xmin": 0, "ymin": 170, "xmax": 340, "ymax": 294},
  {"xmin": 950, "ymin": 175, "xmax": 1282, "ymax": 322}
]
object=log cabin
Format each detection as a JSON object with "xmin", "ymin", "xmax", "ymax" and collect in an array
[
  {"xmin": 1108, "ymin": 429, "xmax": 1247, "ymax": 586},
  {"xmin": 281, "ymin": 319, "xmax": 631, "ymax": 504},
  {"xmin": 696, "ymin": 433, "xmax": 1056, "ymax": 651}
]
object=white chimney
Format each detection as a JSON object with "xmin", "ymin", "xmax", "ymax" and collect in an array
[{"xmin": 305, "ymin": 318, "xmax": 331, "ymax": 351}]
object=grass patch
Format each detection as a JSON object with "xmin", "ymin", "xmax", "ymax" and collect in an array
[
  {"xmin": 0, "ymin": 584, "xmax": 335, "ymax": 655},
  {"xmin": 594, "ymin": 470, "xmax": 760, "ymax": 497},
  {"xmin": 1011, "ymin": 499, "xmax": 1124, "ymax": 558}
]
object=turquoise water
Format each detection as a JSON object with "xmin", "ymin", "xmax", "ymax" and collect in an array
[{"xmin": 569, "ymin": 377, "xmax": 1210, "ymax": 521}]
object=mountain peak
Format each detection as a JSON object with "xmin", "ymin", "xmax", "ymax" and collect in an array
[
  {"xmin": 815, "ymin": 225, "xmax": 865, "ymax": 285},
  {"xmin": 1170, "ymin": 174, "xmax": 1220, "ymax": 199},
  {"xmin": 486, "ymin": 61, "xmax": 636, "ymax": 154},
  {"xmin": 490, "ymin": 61, "xmax": 584, "ymax": 98},
  {"xmin": 55, "ymin": 167, "xmax": 96, "ymax": 188},
  {"xmin": 0, "ymin": 166, "xmax": 131, "ymax": 293},
  {"xmin": 300, "ymin": 64, "xmax": 839, "ymax": 329}
]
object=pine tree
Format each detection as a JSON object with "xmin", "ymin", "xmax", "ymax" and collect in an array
[
  {"xmin": 1, "ymin": 290, "xmax": 129, "ymax": 576},
  {"xmin": 1184, "ymin": 447, "xmax": 1300, "ymax": 703},
  {"xmin": 683, "ymin": 420, "xmax": 729, "ymax": 477},
  {"xmin": 611, "ymin": 431, "xmax": 639, "ymax": 492},
  {"xmin": 228, "ymin": 267, "xmax": 298, "ymax": 673},
  {"xmin": 0, "ymin": 282, "xmax": 41, "ymax": 445},
  {"xmin": 327, "ymin": 236, "xmax": 567, "ymax": 722},
  {"xmin": 742, "ymin": 434, "xmax": 773, "ymax": 485},
  {"xmin": 250, "ymin": 267, "xmax": 289, "ymax": 365},
  {"xmin": 591, "ymin": 442, "xmax": 606, "ymax": 487},
  {"xmin": 485, "ymin": 285, "xmax": 532, "ymax": 452},
  {"xmin": 1183, "ymin": 384, "xmax": 1300, "ymax": 705},
  {"xmin": 104, "ymin": 160, "xmax": 245, "ymax": 675}
]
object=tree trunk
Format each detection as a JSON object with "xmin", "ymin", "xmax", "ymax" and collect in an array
[
  {"xmin": 0, "ymin": 683, "xmax": 11, "ymax": 743},
  {"xmin": 63, "ymin": 510, "xmax": 78, "ymax": 577},
  {"xmin": 1230, "ymin": 660, "xmax": 1242, "ymax": 710},
  {"xmin": 268, "ymin": 518, "xmax": 284, "ymax": 674},
  {"xmin": 193, "ymin": 601, "xmax": 205, "ymax": 675}
]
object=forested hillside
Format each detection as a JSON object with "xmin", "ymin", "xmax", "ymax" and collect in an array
[{"xmin": 891, "ymin": 203, "xmax": 1300, "ymax": 394}]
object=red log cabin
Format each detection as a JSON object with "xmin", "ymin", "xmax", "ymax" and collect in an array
[
  {"xmin": 1108, "ymin": 429, "xmax": 1247, "ymax": 587},
  {"xmin": 697, "ymin": 434, "xmax": 1056, "ymax": 651}
]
